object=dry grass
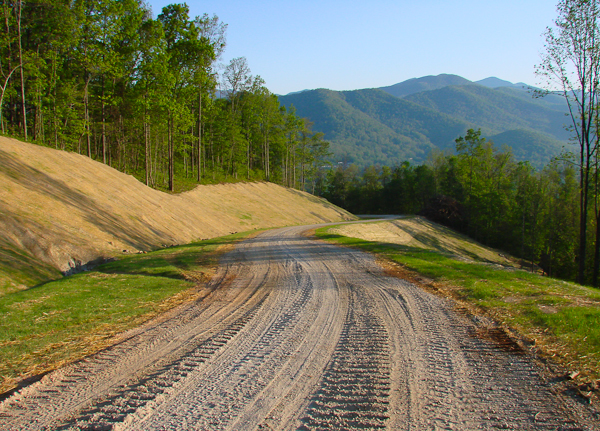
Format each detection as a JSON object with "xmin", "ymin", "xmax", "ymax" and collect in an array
[
  {"xmin": 330, "ymin": 217, "xmax": 520, "ymax": 267},
  {"xmin": 0, "ymin": 136, "xmax": 354, "ymax": 290},
  {"xmin": 0, "ymin": 136, "xmax": 354, "ymax": 395}
]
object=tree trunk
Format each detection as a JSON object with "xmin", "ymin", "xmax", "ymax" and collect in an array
[
  {"xmin": 0, "ymin": 64, "xmax": 21, "ymax": 134},
  {"xmin": 16, "ymin": 0, "xmax": 26, "ymax": 141},
  {"xmin": 197, "ymin": 92, "xmax": 202, "ymax": 182},
  {"xmin": 83, "ymin": 77, "xmax": 91, "ymax": 157},
  {"xmin": 101, "ymin": 76, "xmax": 107, "ymax": 164},
  {"xmin": 578, "ymin": 143, "xmax": 590, "ymax": 284},
  {"xmin": 145, "ymin": 98, "xmax": 149, "ymax": 186},
  {"xmin": 593, "ymin": 211, "xmax": 600, "ymax": 287},
  {"xmin": 169, "ymin": 114, "xmax": 174, "ymax": 192}
]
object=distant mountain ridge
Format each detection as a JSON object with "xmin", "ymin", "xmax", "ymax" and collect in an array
[
  {"xmin": 403, "ymin": 84, "xmax": 570, "ymax": 141},
  {"xmin": 377, "ymin": 74, "xmax": 472, "ymax": 98},
  {"xmin": 475, "ymin": 77, "xmax": 528, "ymax": 89},
  {"xmin": 279, "ymin": 74, "xmax": 570, "ymax": 167},
  {"xmin": 280, "ymin": 88, "xmax": 471, "ymax": 165}
]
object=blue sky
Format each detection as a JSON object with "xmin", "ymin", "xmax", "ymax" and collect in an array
[{"xmin": 146, "ymin": 0, "xmax": 559, "ymax": 95}]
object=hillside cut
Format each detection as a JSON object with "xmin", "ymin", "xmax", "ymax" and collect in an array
[{"xmin": 0, "ymin": 137, "xmax": 354, "ymax": 292}]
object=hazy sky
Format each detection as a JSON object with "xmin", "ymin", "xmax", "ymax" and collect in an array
[{"xmin": 146, "ymin": 0, "xmax": 559, "ymax": 95}]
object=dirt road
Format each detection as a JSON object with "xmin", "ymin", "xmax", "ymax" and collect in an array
[{"xmin": 0, "ymin": 225, "xmax": 596, "ymax": 430}]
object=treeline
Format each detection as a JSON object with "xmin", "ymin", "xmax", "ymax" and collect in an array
[
  {"xmin": 320, "ymin": 129, "xmax": 585, "ymax": 284},
  {"xmin": 0, "ymin": 0, "xmax": 330, "ymax": 191}
]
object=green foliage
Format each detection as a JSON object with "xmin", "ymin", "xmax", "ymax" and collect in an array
[
  {"xmin": 488, "ymin": 129, "xmax": 565, "ymax": 167},
  {"xmin": 404, "ymin": 84, "xmax": 571, "ymax": 142},
  {"xmin": 316, "ymin": 129, "xmax": 589, "ymax": 285},
  {"xmin": 279, "ymin": 88, "xmax": 469, "ymax": 166},
  {"xmin": 322, "ymin": 161, "xmax": 436, "ymax": 215},
  {"xmin": 536, "ymin": 0, "xmax": 600, "ymax": 286}
]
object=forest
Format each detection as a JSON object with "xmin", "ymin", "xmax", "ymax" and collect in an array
[
  {"xmin": 1, "ymin": 0, "xmax": 600, "ymax": 287},
  {"xmin": 0, "ymin": 0, "xmax": 331, "ymax": 191},
  {"xmin": 319, "ymin": 129, "xmax": 582, "ymax": 283}
]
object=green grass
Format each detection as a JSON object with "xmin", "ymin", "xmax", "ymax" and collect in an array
[
  {"xmin": 0, "ymin": 239, "xmax": 62, "ymax": 296},
  {"xmin": 0, "ymin": 231, "xmax": 256, "ymax": 394},
  {"xmin": 316, "ymin": 227, "xmax": 600, "ymax": 379}
]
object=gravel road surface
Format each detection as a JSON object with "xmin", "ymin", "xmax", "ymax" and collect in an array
[{"xmin": 0, "ymin": 225, "xmax": 597, "ymax": 430}]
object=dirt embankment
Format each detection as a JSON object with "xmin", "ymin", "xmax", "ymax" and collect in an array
[
  {"xmin": 330, "ymin": 217, "xmax": 519, "ymax": 267},
  {"xmin": 0, "ymin": 137, "xmax": 354, "ymax": 292}
]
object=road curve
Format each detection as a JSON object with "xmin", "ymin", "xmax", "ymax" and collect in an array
[{"xmin": 0, "ymin": 225, "xmax": 596, "ymax": 430}]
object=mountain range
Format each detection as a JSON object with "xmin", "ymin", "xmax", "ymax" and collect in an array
[{"xmin": 278, "ymin": 74, "xmax": 571, "ymax": 167}]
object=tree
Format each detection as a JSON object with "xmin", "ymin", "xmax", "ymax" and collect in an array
[
  {"xmin": 324, "ymin": 164, "xmax": 361, "ymax": 211},
  {"xmin": 159, "ymin": 3, "xmax": 213, "ymax": 190},
  {"xmin": 0, "ymin": 63, "xmax": 20, "ymax": 134},
  {"xmin": 192, "ymin": 13, "xmax": 223, "ymax": 182},
  {"xmin": 135, "ymin": 17, "xmax": 169, "ymax": 186},
  {"xmin": 16, "ymin": 0, "xmax": 26, "ymax": 140},
  {"xmin": 537, "ymin": 0, "xmax": 600, "ymax": 284},
  {"xmin": 0, "ymin": 0, "xmax": 302, "ymax": 195},
  {"xmin": 222, "ymin": 57, "xmax": 252, "ymax": 177},
  {"xmin": 455, "ymin": 129, "xmax": 486, "ymax": 201},
  {"xmin": 305, "ymin": 131, "xmax": 331, "ymax": 194}
]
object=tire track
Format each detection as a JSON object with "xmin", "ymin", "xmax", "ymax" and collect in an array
[
  {"xmin": 458, "ymin": 324, "xmax": 580, "ymax": 430},
  {"xmin": 0, "ymin": 234, "xmax": 275, "ymax": 431},
  {"xmin": 124, "ymin": 245, "xmax": 332, "ymax": 430},
  {"xmin": 300, "ymin": 285, "xmax": 391, "ymax": 430},
  {"xmin": 51, "ymin": 294, "xmax": 269, "ymax": 431},
  {"xmin": 375, "ymin": 276, "xmax": 591, "ymax": 430}
]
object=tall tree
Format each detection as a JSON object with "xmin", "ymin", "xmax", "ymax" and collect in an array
[
  {"xmin": 136, "ymin": 17, "xmax": 169, "ymax": 186},
  {"xmin": 537, "ymin": 0, "xmax": 600, "ymax": 284},
  {"xmin": 16, "ymin": 0, "xmax": 26, "ymax": 140},
  {"xmin": 192, "ymin": 13, "xmax": 223, "ymax": 181},
  {"xmin": 222, "ymin": 57, "xmax": 251, "ymax": 177},
  {"xmin": 159, "ymin": 3, "xmax": 213, "ymax": 190}
]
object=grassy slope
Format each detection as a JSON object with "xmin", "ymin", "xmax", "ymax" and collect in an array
[
  {"xmin": 0, "ymin": 232, "xmax": 253, "ymax": 394},
  {"xmin": 315, "ymin": 223, "xmax": 600, "ymax": 381},
  {"xmin": 0, "ymin": 237, "xmax": 61, "ymax": 295},
  {"xmin": 0, "ymin": 136, "xmax": 355, "ymax": 394}
]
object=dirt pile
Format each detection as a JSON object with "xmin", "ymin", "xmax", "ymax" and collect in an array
[{"xmin": 0, "ymin": 137, "xmax": 354, "ymax": 292}]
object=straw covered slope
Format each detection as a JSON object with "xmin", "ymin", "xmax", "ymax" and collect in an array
[
  {"xmin": 0, "ymin": 137, "xmax": 354, "ymax": 292},
  {"xmin": 329, "ymin": 217, "xmax": 518, "ymax": 267}
]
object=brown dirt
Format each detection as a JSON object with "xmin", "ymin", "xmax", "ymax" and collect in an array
[{"xmin": 0, "ymin": 137, "xmax": 355, "ymax": 292}]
